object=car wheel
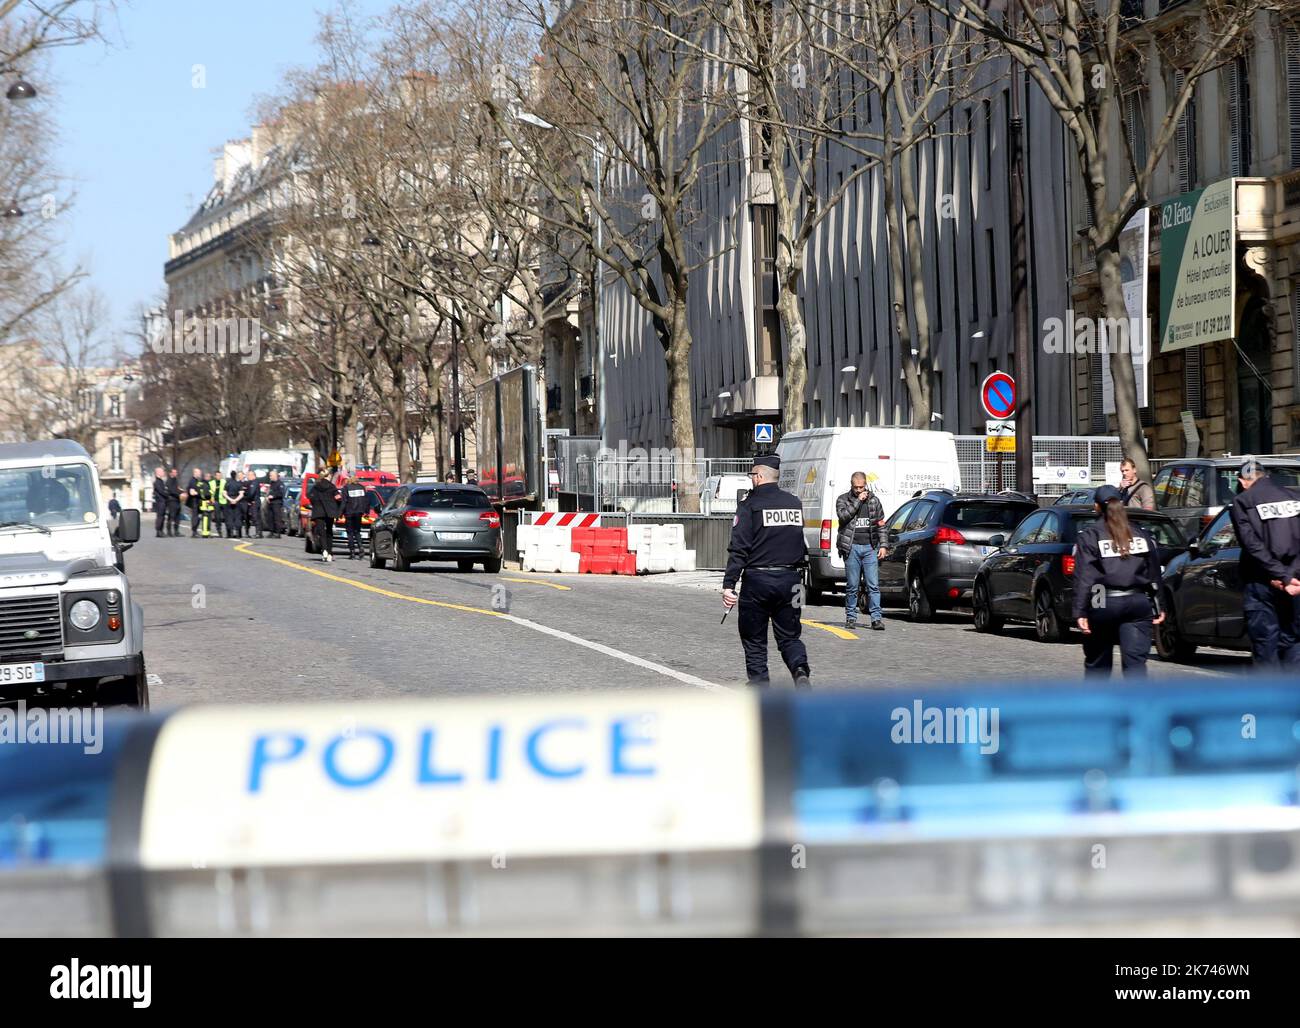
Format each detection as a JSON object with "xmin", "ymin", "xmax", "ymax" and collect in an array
[
  {"xmin": 1034, "ymin": 586, "xmax": 1066, "ymax": 643},
  {"xmin": 457, "ymin": 559, "xmax": 474, "ymax": 573},
  {"xmin": 973, "ymin": 580, "xmax": 1002, "ymax": 633},
  {"xmin": 95, "ymin": 666, "xmax": 149, "ymax": 709},
  {"xmin": 369, "ymin": 540, "xmax": 386, "ymax": 569},
  {"xmin": 482, "ymin": 556, "xmax": 502, "ymax": 574},
  {"xmin": 391, "ymin": 546, "xmax": 411, "ymax": 573},
  {"xmin": 1154, "ymin": 594, "xmax": 1197, "ymax": 661},
  {"xmin": 908, "ymin": 571, "xmax": 932, "ymax": 622}
]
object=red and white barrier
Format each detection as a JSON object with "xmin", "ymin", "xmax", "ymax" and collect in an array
[
  {"xmin": 525, "ymin": 512, "xmax": 601, "ymax": 528},
  {"xmin": 518, "ymin": 516, "xmax": 695, "ymax": 575}
]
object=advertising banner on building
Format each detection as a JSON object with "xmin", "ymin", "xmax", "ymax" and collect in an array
[
  {"xmin": 1159, "ymin": 179, "xmax": 1236, "ymax": 353},
  {"xmin": 1102, "ymin": 206, "xmax": 1150, "ymax": 414}
]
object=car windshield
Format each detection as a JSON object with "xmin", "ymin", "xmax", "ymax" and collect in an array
[
  {"xmin": 1216, "ymin": 466, "xmax": 1300, "ymax": 501},
  {"xmin": 0, "ymin": 463, "xmax": 99, "ymax": 528},
  {"xmin": 944, "ymin": 502, "xmax": 1035, "ymax": 529},
  {"xmin": 248, "ymin": 464, "xmax": 296, "ymax": 477},
  {"xmin": 409, "ymin": 488, "xmax": 491, "ymax": 509},
  {"xmin": 1073, "ymin": 514, "xmax": 1186, "ymax": 547}
]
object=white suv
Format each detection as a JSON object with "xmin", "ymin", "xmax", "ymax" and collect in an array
[{"xmin": 0, "ymin": 439, "xmax": 147, "ymax": 707}]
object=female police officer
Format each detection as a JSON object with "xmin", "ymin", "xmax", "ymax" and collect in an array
[{"xmin": 1071, "ymin": 484, "xmax": 1165, "ymax": 676}]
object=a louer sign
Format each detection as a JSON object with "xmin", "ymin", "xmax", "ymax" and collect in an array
[{"xmin": 1159, "ymin": 178, "xmax": 1235, "ymax": 353}]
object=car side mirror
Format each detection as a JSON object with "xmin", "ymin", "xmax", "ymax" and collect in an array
[
  {"xmin": 887, "ymin": 528, "xmax": 899, "ymax": 544},
  {"xmin": 988, "ymin": 534, "xmax": 1005, "ymax": 548},
  {"xmin": 1187, "ymin": 540, "xmax": 1200, "ymax": 556},
  {"xmin": 115, "ymin": 508, "xmax": 141, "ymax": 543}
]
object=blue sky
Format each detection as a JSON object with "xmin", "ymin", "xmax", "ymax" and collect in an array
[{"xmin": 46, "ymin": 0, "xmax": 389, "ymax": 336}]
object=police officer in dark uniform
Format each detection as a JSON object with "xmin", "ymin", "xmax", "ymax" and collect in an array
[
  {"xmin": 722, "ymin": 454, "xmax": 811, "ymax": 687},
  {"xmin": 1229, "ymin": 458, "xmax": 1300, "ymax": 667},
  {"xmin": 265, "ymin": 471, "xmax": 286, "ymax": 538},
  {"xmin": 1072, "ymin": 484, "xmax": 1164, "ymax": 676}
]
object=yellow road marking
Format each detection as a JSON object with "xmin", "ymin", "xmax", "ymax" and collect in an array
[
  {"xmin": 233, "ymin": 542, "xmax": 507, "ymax": 618},
  {"xmin": 501, "ymin": 576, "xmax": 572, "ymax": 591},
  {"xmin": 800, "ymin": 619, "xmax": 857, "ymax": 640}
]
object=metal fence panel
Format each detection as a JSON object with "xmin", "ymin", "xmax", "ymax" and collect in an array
[
  {"xmin": 954, "ymin": 436, "xmax": 1125, "ymax": 496},
  {"xmin": 627, "ymin": 513, "xmax": 734, "ymax": 569}
]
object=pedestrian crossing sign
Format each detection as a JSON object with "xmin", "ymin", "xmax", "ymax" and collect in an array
[{"xmin": 754, "ymin": 424, "xmax": 774, "ymax": 444}]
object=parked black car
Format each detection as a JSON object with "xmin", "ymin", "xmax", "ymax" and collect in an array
[
  {"xmin": 973, "ymin": 505, "xmax": 1188, "ymax": 642},
  {"xmin": 1154, "ymin": 508, "xmax": 1251, "ymax": 661},
  {"xmin": 1053, "ymin": 487, "xmax": 1098, "ymax": 506},
  {"xmin": 876, "ymin": 490, "xmax": 1039, "ymax": 621},
  {"xmin": 369, "ymin": 483, "xmax": 503, "ymax": 573},
  {"xmin": 1153, "ymin": 457, "xmax": 1300, "ymax": 540}
]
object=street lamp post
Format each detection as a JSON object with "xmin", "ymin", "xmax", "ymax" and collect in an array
[
  {"xmin": 1009, "ymin": 17, "xmax": 1034, "ymax": 495},
  {"xmin": 451, "ymin": 301, "xmax": 463, "ymax": 483},
  {"xmin": 514, "ymin": 111, "xmax": 606, "ymax": 450}
]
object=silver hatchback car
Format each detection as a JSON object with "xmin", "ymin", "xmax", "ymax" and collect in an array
[{"xmin": 368, "ymin": 483, "xmax": 503, "ymax": 573}]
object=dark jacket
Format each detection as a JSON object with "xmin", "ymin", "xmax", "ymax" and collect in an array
[
  {"xmin": 723, "ymin": 482, "xmax": 806, "ymax": 590},
  {"xmin": 223, "ymin": 475, "xmax": 246, "ymax": 506},
  {"xmin": 186, "ymin": 477, "xmax": 202, "ymax": 506},
  {"xmin": 151, "ymin": 476, "xmax": 168, "ymax": 512},
  {"xmin": 165, "ymin": 476, "xmax": 182, "ymax": 504},
  {"xmin": 341, "ymin": 484, "xmax": 370, "ymax": 517},
  {"xmin": 266, "ymin": 480, "xmax": 285, "ymax": 503},
  {"xmin": 308, "ymin": 476, "xmax": 342, "ymax": 520},
  {"xmin": 1230, "ymin": 477, "xmax": 1300, "ymax": 586},
  {"xmin": 834, "ymin": 488, "xmax": 884, "ymax": 556},
  {"xmin": 1071, "ymin": 522, "xmax": 1161, "ymax": 619}
]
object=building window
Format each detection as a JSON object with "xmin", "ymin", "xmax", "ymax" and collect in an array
[
  {"xmin": 1227, "ymin": 55, "xmax": 1252, "ymax": 177},
  {"xmin": 1123, "ymin": 89, "xmax": 1149, "ymax": 174},
  {"xmin": 1089, "ymin": 351, "xmax": 1106, "ymax": 433},
  {"xmin": 982, "ymin": 97, "xmax": 992, "ymax": 186},
  {"xmin": 1292, "ymin": 286, "xmax": 1300, "ymax": 389},
  {"xmin": 110, "ymin": 437, "xmax": 123, "ymax": 471},
  {"xmin": 1287, "ymin": 28, "xmax": 1300, "ymax": 169},
  {"xmin": 1184, "ymin": 347, "xmax": 1206, "ymax": 419},
  {"xmin": 987, "ymin": 230, "xmax": 998, "ymax": 317},
  {"xmin": 109, "ymin": 393, "xmax": 122, "ymax": 418},
  {"xmin": 1172, "ymin": 69, "xmax": 1198, "ymax": 193}
]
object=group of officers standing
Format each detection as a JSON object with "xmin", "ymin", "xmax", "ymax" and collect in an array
[
  {"xmin": 151, "ymin": 466, "xmax": 287, "ymax": 539},
  {"xmin": 723, "ymin": 454, "xmax": 1300, "ymax": 686}
]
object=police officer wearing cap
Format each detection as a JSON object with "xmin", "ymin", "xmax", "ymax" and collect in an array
[
  {"xmin": 1072, "ymin": 484, "xmax": 1165, "ymax": 676},
  {"xmin": 1230, "ymin": 458, "xmax": 1300, "ymax": 666},
  {"xmin": 722, "ymin": 454, "xmax": 811, "ymax": 687}
]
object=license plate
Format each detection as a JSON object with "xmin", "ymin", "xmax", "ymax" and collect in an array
[
  {"xmin": 438, "ymin": 532, "xmax": 473, "ymax": 541},
  {"xmin": 0, "ymin": 662, "xmax": 44, "ymax": 685}
]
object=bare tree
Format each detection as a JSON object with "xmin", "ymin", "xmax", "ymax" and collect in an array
[
  {"xmin": 492, "ymin": 0, "xmax": 734, "ymax": 509},
  {"xmin": 945, "ymin": 0, "xmax": 1279, "ymax": 478}
]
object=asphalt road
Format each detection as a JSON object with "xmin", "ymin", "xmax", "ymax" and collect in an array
[{"xmin": 128, "ymin": 528, "xmax": 1250, "ymax": 707}]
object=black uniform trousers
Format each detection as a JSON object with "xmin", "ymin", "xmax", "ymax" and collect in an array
[
  {"xmin": 738, "ymin": 569, "xmax": 807, "ymax": 684},
  {"xmin": 266, "ymin": 500, "xmax": 284, "ymax": 536},
  {"xmin": 154, "ymin": 503, "xmax": 166, "ymax": 536},
  {"xmin": 225, "ymin": 503, "xmax": 244, "ymax": 538},
  {"xmin": 344, "ymin": 514, "xmax": 364, "ymax": 556},
  {"xmin": 312, "ymin": 517, "xmax": 334, "ymax": 556},
  {"xmin": 1082, "ymin": 592, "xmax": 1152, "ymax": 677},
  {"xmin": 1243, "ymin": 581, "xmax": 1300, "ymax": 668}
]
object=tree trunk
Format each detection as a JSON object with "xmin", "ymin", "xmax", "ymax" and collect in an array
[
  {"xmin": 1096, "ymin": 240, "xmax": 1149, "ymax": 482},
  {"xmin": 390, "ymin": 361, "xmax": 410, "ymax": 481},
  {"xmin": 664, "ymin": 299, "xmax": 699, "ymax": 513},
  {"xmin": 883, "ymin": 157, "xmax": 925, "ymax": 427},
  {"xmin": 900, "ymin": 148, "xmax": 933, "ymax": 428},
  {"xmin": 777, "ymin": 268, "xmax": 807, "ymax": 433}
]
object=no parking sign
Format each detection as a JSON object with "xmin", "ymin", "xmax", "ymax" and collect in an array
[{"xmin": 980, "ymin": 372, "xmax": 1016, "ymax": 420}]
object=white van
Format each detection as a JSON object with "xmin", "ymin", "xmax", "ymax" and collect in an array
[
  {"xmin": 222, "ymin": 449, "xmax": 311, "ymax": 479},
  {"xmin": 776, "ymin": 427, "xmax": 961, "ymax": 599}
]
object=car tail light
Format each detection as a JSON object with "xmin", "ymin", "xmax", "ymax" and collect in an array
[
  {"xmin": 403, "ymin": 510, "xmax": 429, "ymax": 527},
  {"xmin": 934, "ymin": 526, "xmax": 966, "ymax": 545},
  {"xmin": 1062, "ymin": 555, "xmax": 1075, "ymax": 575},
  {"xmin": 480, "ymin": 511, "xmax": 501, "ymax": 529},
  {"xmin": 820, "ymin": 519, "xmax": 832, "ymax": 551},
  {"xmin": 947, "ymin": 588, "xmax": 960, "ymax": 599}
]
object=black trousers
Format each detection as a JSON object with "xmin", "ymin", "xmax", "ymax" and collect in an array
[
  {"xmin": 214, "ymin": 506, "xmax": 224, "ymax": 535},
  {"xmin": 225, "ymin": 505, "xmax": 243, "ymax": 538},
  {"xmin": 737, "ymin": 569, "xmax": 808, "ymax": 684},
  {"xmin": 1242, "ymin": 581, "xmax": 1300, "ymax": 668},
  {"xmin": 1082, "ymin": 593, "xmax": 1152, "ymax": 677},
  {"xmin": 344, "ymin": 514, "xmax": 364, "ymax": 555},
  {"xmin": 189, "ymin": 500, "xmax": 201, "ymax": 535},
  {"xmin": 165, "ymin": 500, "xmax": 181, "ymax": 534},
  {"xmin": 313, "ymin": 518, "xmax": 334, "ymax": 555},
  {"xmin": 154, "ymin": 505, "xmax": 166, "ymax": 535},
  {"xmin": 266, "ymin": 501, "xmax": 284, "ymax": 536}
]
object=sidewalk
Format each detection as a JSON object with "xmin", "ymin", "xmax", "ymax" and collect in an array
[{"xmin": 506, "ymin": 560, "xmax": 724, "ymax": 590}]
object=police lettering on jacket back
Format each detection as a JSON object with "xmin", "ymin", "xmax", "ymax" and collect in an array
[{"xmin": 728, "ymin": 486, "xmax": 805, "ymax": 569}]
